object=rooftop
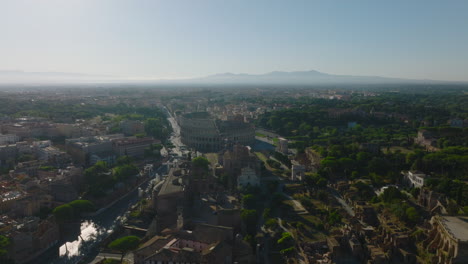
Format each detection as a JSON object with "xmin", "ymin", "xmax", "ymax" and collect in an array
[
  {"xmin": 182, "ymin": 112, "xmax": 211, "ymax": 119},
  {"xmin": 408, "ymin": 170, "xmax": 428, "ymax": 177},
  {"xmin": 113, "ymin": 137, "xmax": 154, "ymax": 145}
]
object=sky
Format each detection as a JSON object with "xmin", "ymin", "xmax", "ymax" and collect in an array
[{"xmin": 1, "ymin": 0, "xmax": 468, "ymax": 81}]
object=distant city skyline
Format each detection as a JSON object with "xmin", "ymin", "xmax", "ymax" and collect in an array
[{"xmin": 1, "ymin": 0, "xmax": 468, "ymax": 81}]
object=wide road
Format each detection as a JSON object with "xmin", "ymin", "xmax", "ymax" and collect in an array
[{"xmin": 163, "ymin": 106, "xmax": 186, "ymax": 157}]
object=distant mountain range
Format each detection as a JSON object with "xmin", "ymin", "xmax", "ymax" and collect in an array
[
  {"xmin": 193, "ymin": 70, "xmax": 452, "ymax": 85},
  {"xmin": 0, "ymin": 69, "xmax": 464, "ymax": 85}
]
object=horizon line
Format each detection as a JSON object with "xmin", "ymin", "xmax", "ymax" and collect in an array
[{"xmin": 1, "ymin": 69, "xmax": 468, "ymax": 84}]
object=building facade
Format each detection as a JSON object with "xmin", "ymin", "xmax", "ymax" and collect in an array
[
  {"xmin": 277, "ymin": 137, "xmax": 288, "ymax": 154},
  {"xmin": 0, "ymin": 134, "xmax": 19, "ymax": 145},
  {"xmin": 402, "ymin": 170, "xmax": 428, "ymax": 188},
  {"xmin": 120, "ymin": 120, "xmax": 145, "ymax": 136},
  {"xmin": 112, "ymin": 137, "xmax": 154, "ymax": 158},
  {"xmin": 237, "ymin": 167, "xmax": 260, "ymax": 188},
  {"xmin": 179, "ymin": 112, "xmax": 255, "ymax": 152}
]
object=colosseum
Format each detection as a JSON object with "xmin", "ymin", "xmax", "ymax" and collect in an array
[{"xmin": 178, "ymin": 112, "xmax": 255, "ymax": 152}]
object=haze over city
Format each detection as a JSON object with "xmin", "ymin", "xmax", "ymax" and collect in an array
[{"xmin": 1, "ymin": 0, "xmax": 468, "ymax": 82}]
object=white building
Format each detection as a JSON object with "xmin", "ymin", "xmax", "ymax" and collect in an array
[
  {"xmin": 403, "ymin": 171, "xmax": 428, "ymax": 188},
  {"xmin": 237, "ymin": 167, "xmax": 260, "ymax": 188},
  {"xmin": 0, "ymin": 134, "xmax": 19, "ymax": 145}
]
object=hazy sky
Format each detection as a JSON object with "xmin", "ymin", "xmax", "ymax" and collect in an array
[{"xmin": 1, "ymin": 0, "xmax": 468, "ymax": 81}]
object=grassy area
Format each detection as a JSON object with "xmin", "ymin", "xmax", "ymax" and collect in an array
[
  {"xmin": 255, "ymin": 152, "xmax": 288, "ymax": 178},
  {"xmin": 272, "ymin": 137, "xmax": 279, "ymax": 146},
  {"xmin": 279, "ymin": 191, "xmax": 328, "ymax": 243},
  {"xmin": 273, "ymin": 169, "xmax": 288, "ymax": 179},
  {"xmin": 310, "ymin": 199, "xmax": 328, "ymax": 211},
  {"xmin": 255, "ymin": 152, "xmax": 268, "ymax": 162},
  {"xmin": 256, "ymin": 132, "xmax": 267, "ymax": 137},
  {"xmin": 285, "ymin": 184, "xmax": 303, "ymax": 193},
  {"xmin": 277, "ymin": 197, "xmax": 327, "ymax": 243},
  {"xmin": 129, "ymin": 210, "xmax": 141, "ymax": 219},
  {"xmin": 282, "ymin": 200, "xmax": 305, "ymax": 214},
  {"xmin": 281, "ymin": 215, "xmax": 327, "ymax": 243},
  {"xmin": 293, "ymin": 213, "xmax": 327, "ymax": 242}
]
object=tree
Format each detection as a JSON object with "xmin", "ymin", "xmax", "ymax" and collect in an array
[
  {"xmin": 145, "ymin": 117, "xmax": 169, "ymax": 139},
  {"xmin": 317, "ymin": 190, "xmax": 329, "ymax": 203},
  {"xmin": 405, "ymin": 207, "xmax": 419, "ymax": 224},
  {"xmin": 463, "ymin": 206, "xmax": 468, "ymax": 215},
  {"xmin": 265, "ymin": 218, "xmax": 278, "ymax": 229},
  {"xmin": 243, "ymin": 234, "xmax": 256, "ymax": 249},
  {"xmin": 108, "ymin": 235, "xmax": 141, "ymax": 262},
  {"xmin": 38, "ymin": 165, "xmax": 56, "ymax": 171},
  {"xmin": 380, "ymin": 186, "xmax": 405, "ymax": 203},
  {"xmin": 192, "ymin": 156, "xmax": 209, "ymax": 170},
  {"xmin": 353, "ymin": 181, "xmax": 375, "ymax": 201},
  {"xmin": 113, "ymin": 164, "xmax": 139, "ymax": 181},
  {"xmin": 84, "ymin": 161, "xmax": 109, "ymax": 185},
  {"xmin": 447, "ymin": 200, "xmax": 459, "ymax": 216},
  {"xmin": 368, "ymin": 157, "xmax": 392, "ymax": 175},
  {"xmin": 338, "ymin": 157, "xmax": 355, "ymax": 176},
  {"xmin": 273, "ymin": 151, "xmax": 292, "ymax": 168},
  {"xmin": 357, "ymin": 151, "xmax": 372, "ymax": 164},
  {"xmin": 277, "ymin": 232, "xmax": 294, "ymax": 249},
  {"xmin": 0, "ymin": 235, "xmax": 10, "ymax": 257},
  {"xmin": 144, "ymin": 144, "xmax": 162, "ymax": 158},
  {"xmin": 191, "ymin": 156, "xmax": 210, "ymax": 179},
  {"xmin": 37, "ymin": 206, "xmax": 52, "ymax": 219},
  {"xmin": 267, "ymin": 181, "xmax": 279, "ymax": 193},
  {"xmin": 317, "ymin": 177, "xmax": 327, "ymax": 188},
  {"xmin": 327, "ymin": 210, "xmax": 342, "ymax": 226},
  {"xmin": 263, "ymin": 208, "xmax": 271, "ymax": 219},
  {"xmin": 218, "ymin": 173, "xmax": 229, "ymax": 188},
  {"xmin": 68, "ymin": 200, "xmax": 95, "ymax": 215},
  {"xmin": 266, "ymin": 159, "xmax": 281, "ymax": 169},
  {"xmin": 271, "ymin": 192, "xmax": 285, "ymax": 207},
  {"xmin": 17, "ymin": 154, "xmax": 34, "ymax": 162},
  {"xmin": 320, "ymin": 157, "xmax": 339, "ymax": 177},
  {"xmin": 410, "ymin": 187, "xmax": 420, "ymax": 199},
  {"xmin": 242, "ymin": 194, "xmax": 256, "ymax": 209},
  {"xmin": 280, "ymin": 246, "xmax": 295, "ymax": 257},
  {"xmin": 241, "ymin": 209, "xmax": 258, "ymax": 235},
  {"xmin": 117, "ymin": 155, "xmax": 133, "ymax": 165},
  {"xmin": 103, "ymin": 259, "xmax": 120, "ymax": 264},
  {"xmin": 134, "ymin": 133, "xmax": 146, "ymax": 138},
  {"xmin": 53, "ymin": 204, "xmax": 74, "ymax": 223}
]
